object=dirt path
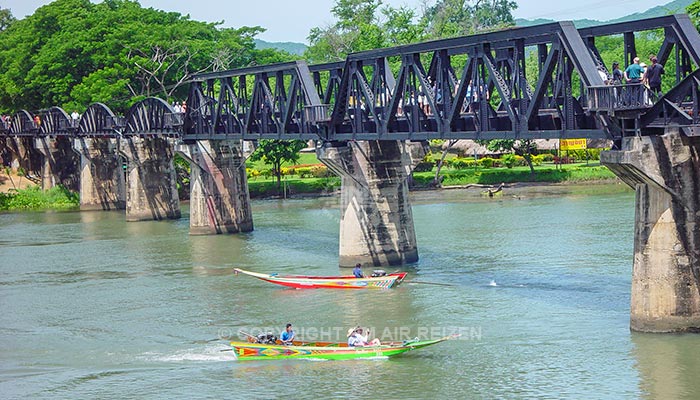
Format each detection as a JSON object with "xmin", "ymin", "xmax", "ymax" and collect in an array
[{"xmin": 0, "ymin": 170, "xmax": 38, "ymax": 193}]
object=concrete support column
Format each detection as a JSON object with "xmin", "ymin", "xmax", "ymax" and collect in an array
[
  {"xmin": 601, "ymin": 128, "xmax": 700, "ymax": 332},
  {"xmin": 34, "ymin": 137, "xmax": 79, "ymax": 190},
  {"xmin": 176, "ymin": 140, "xmax": 253, "ymax": 235},
  {"xmin": 121, "ymin": 137, "xmax": 181, "ymax": 221},
  {"xmin": 12, "ymin": 137, "xmax": 42, "ymax": 175},
  {"xmin": 317, "ymin": 140, "xmax": 426, "ymax": 268},
  {"xmin": 72, "ymin": 138, "xmax": 125, "ymax": 211},
  {"xmin": 34, "ymin": 138, "xmax": 58, "ymax": 189}
]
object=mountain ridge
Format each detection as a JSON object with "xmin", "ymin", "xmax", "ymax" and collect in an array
[{"xmin": 515, "ymin": 0, "xmax": 693, "ymax": 28}]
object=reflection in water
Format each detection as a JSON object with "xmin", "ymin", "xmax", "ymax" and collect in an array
[{"xmin": 632, "ymin": 332, "xmax": 700, "ymax": 399}]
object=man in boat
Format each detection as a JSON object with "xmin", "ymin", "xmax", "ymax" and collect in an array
[
  {"xmin": 347, "ymin": 326, "xmax": 381, "ymax": 347},
  {"xmin": 353, "ymin": 263, "xmax": 364, "ymax": 278},
  {"xmin": 280, "ymin": 323, "xmax": 295, "ymax": 345}
]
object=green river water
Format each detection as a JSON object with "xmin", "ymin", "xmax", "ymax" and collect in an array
[{"xmin": 2, "ymin": 184, "xmax": 700, "ymax": 399}]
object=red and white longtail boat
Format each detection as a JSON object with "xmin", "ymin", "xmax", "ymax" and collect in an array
[{"xmin": 233, "ymin": 268, "xmax": 407, "ymax": 289}]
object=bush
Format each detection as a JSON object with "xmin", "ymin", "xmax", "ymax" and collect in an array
[
  {"xmin": 0, "ymin": 185, "xmax": 79, "ymax": 210},
  {"xmin": 310, "ymin": 165, "xmax": 331, "ymax": 178},
  {"xmin": 479, "ymin": 157, "xmax": 496, "ymax": 168},
  {"xmin": 501, "ymin": 153, "xmax": 517, "ymax": 168},
  {"xmin": 414, "ymin": 160, "xmax": 435, "ymax": 172},
  {"xmin": 247, "ymin": 169, "xmax": 262, "ymax": 179},
  {"xmin": 539, "ymin": 153, "xmax": 555, "ymax": 162}
]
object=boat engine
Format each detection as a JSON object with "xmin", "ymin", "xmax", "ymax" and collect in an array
[
  {"xmin": 256, "ymin": 332, "xmax": 278, "ymax": 344},
  {"xmin": 371, "ymin": 270, "xmax": 387, "ymax": 277}
]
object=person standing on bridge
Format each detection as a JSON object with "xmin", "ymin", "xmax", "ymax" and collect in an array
[
  {"xmin": 624, "ymin": 57, "xmax": 645, "ymax": 106},
  {"xmin": 644, "ymin": 56, "xmax": 664, "ymax": 96},
  {"xmin": 624, "ymin": 57, "xmax": 644, "ymax": 84},
  {"xmin": 611, "ymin": 62, "xmax": 623, "ymax": 85}
]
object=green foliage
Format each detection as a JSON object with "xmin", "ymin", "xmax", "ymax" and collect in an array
[
  {"xmin": 173, "ymin": 154, "xmax": 190, "ymax": 199},
  {"xmin": 479, "ymin": 157, "xmax": 496, "ymax": 168},
  {"xmin": 0, "ymin": 8, "xmax": 15, "ymax": 31},
  {"xmin": 305, "ymin": 0, "xmax": 518, "ymax": 63},
  {"xmin": 0, "ymin": 185, "xmax": 79, "ymax": 210},
  {"xmin": 412, "ymin": 164, "xmax": 617, "ymax": 186},
  {"xmin": 688, "ymin": 1, "xmax": 700, "ymax": 29},
  {"xmin": 421, "ymin": 0, "xmax": 517, "ymax": 39},
  {"xmin": 249, "ymin": 140, "xmax": 307, "ymax": 191},
  {"xmin": 248, "ymin": 177, "xmax": 340, "ymax": 198},
  {"xmin": 501, "ymin": 153, "xmax": 516, "ymax": 168},
  {"xmin": 414, "ymin": 159, "xmax": 435, "ymax": 172},
  {"xmin": 0, "ymin": 0, "xmax": 290, "ymax": 114}
]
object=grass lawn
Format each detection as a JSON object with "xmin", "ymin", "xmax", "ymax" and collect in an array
[
  {"xmin": 246, "ymin": 152, "xmax": 320, "ymax": 170},
  {"xmin": 413, "ymin": 162, "xmax": 616, "ymax": 186}
]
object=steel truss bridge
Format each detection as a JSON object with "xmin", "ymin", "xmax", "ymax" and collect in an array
[{"xmin": 2, "ymin": 14, "xmax": 700, "ymax": 142}]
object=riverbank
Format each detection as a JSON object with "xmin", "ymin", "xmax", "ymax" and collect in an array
[
  {"xmin": 247, "ymin": 163, "xmax": 621, "ymax": 199},
  {"xmin": 0, "ymin": 163, "xmax": 623, "ymax": 210},
  {"xmin": 0, "ymin": 170, "xmax": 36, "ymax": 193}
]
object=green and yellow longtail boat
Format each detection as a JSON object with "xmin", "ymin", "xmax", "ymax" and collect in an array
[{"xmin": 230, "ymin": 335, "xmax": 458, "ymax": 361}]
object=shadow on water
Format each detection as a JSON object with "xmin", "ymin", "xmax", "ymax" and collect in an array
[{"xmin": 631, "ymin": 332, "xmax": 700, "ymax": 399}]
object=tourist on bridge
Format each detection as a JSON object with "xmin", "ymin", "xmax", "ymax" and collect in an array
[
  {"xmin": 624, "ymin": 57, "xmax": 644, "ymax": 84},
  {"xmin": 611, "ymin": 62, "xmax": 623, "ymax": 85},
  {"xmin": 645, "ymin": 56, "xmax": 665, "ymax": 95},
  {"xmin": 624, "ymin": 57, "xmax": 645, "ymax": 106}
]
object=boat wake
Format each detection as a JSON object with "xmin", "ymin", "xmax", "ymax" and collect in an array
[
  {"xmin": 488, "ymin": 280, "xmax": 498, "ymax": 287},
  {"xmin": 141, "ymin": 345, "xmax": 236, "ymax": 363}
]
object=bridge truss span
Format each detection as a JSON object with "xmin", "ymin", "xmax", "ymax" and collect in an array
[{"xmin": 183, "ymin": 61, "xmax": 324, "ymax": 141}]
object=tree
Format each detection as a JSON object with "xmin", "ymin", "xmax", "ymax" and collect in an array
[
  {"xmin": 421, "ymin": 0, "xmax": 517, "ymax": 39},
  {"xmin": 689, "ymin": 1, "xmax": 700, "ymax": 30},
  {"xmin": 0, "ymin": 8, "xmax": 15, "ymax": 32},
  {"xmin": 249, "ymin": 140, "xmax": 307, "ymax": 193},
  {"xmin": 305, "ymin": 0, "xmax": 424, "ymax": 63},
  {"xmin": 478, "ymin": 139, "xmax": 537, "ymax": 175},
  {"xmin": 0, "ymin": 0, "xmax": 292, "ymax": 114}
]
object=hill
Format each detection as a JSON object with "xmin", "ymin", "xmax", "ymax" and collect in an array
[
  {"xmin": 254, "ymin": 39, "xmax": 307, "ymax": 56},
  {"xmin": 515, "ymin": 0, "xmax": 693, "ymax": 28}
]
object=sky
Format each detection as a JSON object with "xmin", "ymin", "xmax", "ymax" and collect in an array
[{"xmin": 3, "ymin": 0, "xmax": 674, "ymax": 43}]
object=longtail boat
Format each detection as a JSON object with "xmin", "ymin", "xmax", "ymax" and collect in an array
[
  {"xmin": 233, "ymin": 268, "xmax": 408, "ymax": 289},
  {"xmin": 230, "ymin": 335, "xmax": 458, "ymax": 361}
]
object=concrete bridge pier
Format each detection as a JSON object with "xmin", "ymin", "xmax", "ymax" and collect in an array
[
  {"xmin": 34, "ymin": 137, "xmax": 79, "ymax": 191},
  {"xmin": 176, "ymin": 140, "xmax": 253, "ymax": 235},
  {"xmin": 317, "ymin": 140, "xmax": 426, "ymax": 268},
  {"xmin": 601, "ymin": 128, "xmax": 700, "ymax": 332},
  {"xmin": 6, "ymin": 137, "xmax": 42, "ymax": 175},
  {"xmin": 120, "ymin": 137, "xmax": 181, "ymax": 221},
  {"xmin": 72, "ymin": 138, "xmax": 126, "ymax": 211}
]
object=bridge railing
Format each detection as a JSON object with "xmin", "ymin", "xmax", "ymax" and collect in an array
[
  {"xmin": 587, "ymin": 84, "xmax": 658, "ymax": 115},
  {"xmin": 304, "ymin": 104, "xmax": 332, "ymax": 124},
  {"xmin": 164, "ymin": 112, "xmax": 185, "ymax": 129},
  {"xmin": 106, "ymin": 115, "xmax": 126, "ymax": 131}
]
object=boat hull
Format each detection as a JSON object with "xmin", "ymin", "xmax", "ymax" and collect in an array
[
  {"xmin": 234, "ymin": 268, "xmax": 408, "ymax": 289},
  {"xmin": 230, "ymin": 336, "xmax": 454, "ymax": 361}
]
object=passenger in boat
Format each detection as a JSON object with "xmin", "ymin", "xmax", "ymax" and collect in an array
[
  {"xmin": 347, "ymin": 326, "xmax": 381, "ymax": 347},
  {"xmin": 353, "ymin": 263, "xmax": 364, "ymax": 278},
  {"xmin": 280, "ymin": 323, "xmax": 295, "ymax": 345}
]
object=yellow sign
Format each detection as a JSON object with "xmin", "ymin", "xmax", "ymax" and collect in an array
[{"xmin": 560, "ymin": 138, "xmax": 587, "ymax": 150}]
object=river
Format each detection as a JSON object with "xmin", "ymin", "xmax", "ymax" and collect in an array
[{"xmin": 2, "ymin": 184, "xmax": 700, "ymax": 399}]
